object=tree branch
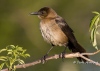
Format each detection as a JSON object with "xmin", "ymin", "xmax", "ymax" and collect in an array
[{"xmin": 1, "ymin": 50, "xmax": 100, "ymax": 71}]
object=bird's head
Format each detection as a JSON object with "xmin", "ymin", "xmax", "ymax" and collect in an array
[{"xmin": 30, "ymin": 7, "xmax": 57, "ymax": 19}]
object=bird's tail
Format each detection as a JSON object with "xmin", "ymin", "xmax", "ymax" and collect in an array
[{"xmin": 67, "ymin": 41, "xmax": 89, "ymax": 62}]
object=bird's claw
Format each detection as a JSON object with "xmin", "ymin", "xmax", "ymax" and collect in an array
[
  {"xmin": 59, "ymin": 51, "xmax": 66, "ymax": 61},
  {"xmin": 41, "ymin": 54, "xmax": 48, "ymax": 64}
]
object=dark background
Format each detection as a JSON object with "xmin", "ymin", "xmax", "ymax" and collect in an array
[{"xmin": 0, "ymin": 0, "xmax": 100, "ymax": 71}]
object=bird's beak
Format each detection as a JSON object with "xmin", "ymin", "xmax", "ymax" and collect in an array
[{"xmin": 30, "ymin": 12, "xmax": 40, "ymax": 15}]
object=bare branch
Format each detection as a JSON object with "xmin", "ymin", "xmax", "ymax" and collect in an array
[{"xmin": 1, "ymin": 50, "xmax": 100, "ymax": 71}]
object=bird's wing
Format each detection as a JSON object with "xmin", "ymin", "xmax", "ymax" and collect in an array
[{"xmin": 55, "ymin": 16, "xmax": 77, "ymax": 44}]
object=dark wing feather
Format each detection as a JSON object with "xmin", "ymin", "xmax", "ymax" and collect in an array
[
  {"xmin": 55, "ymin": 16, "xmax": 77, "ymax": 45},
  {"xmin": 55, "ymin": 16, "xmax": 89, "ymax": 62}
]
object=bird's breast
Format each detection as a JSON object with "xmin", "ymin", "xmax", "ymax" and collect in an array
[{"xmin": 40, "ymin": 19, "xmax": 68, "ymax": 46}]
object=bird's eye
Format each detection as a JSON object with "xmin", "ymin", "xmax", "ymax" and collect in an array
[{"xmin": 41, "ymin": 11, "xmax": 46, "ymax": 14}]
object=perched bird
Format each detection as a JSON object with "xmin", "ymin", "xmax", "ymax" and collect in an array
[{"xmin": 30, "ymin": 7, "xmax": 88, "ymax": 62}]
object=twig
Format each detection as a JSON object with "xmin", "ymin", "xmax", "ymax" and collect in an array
[{"xmin": 1, "ymin": 50, "xmax": 100, "ymax": 71}]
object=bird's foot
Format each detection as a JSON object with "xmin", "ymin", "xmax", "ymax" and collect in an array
[
  {"xmin": 59, "ymin": 51, "xmax": 66, "ymax": 61},
  {"xmin": 41, "ymin": 54, "xmax": 48, "ymax": 64}
]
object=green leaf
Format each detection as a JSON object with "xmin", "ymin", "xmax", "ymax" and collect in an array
[
  {"xmin": 0, "ymin": 56, "xmax": 7, "ymax": 61},
  {"xmin": 18, "ymin": 59, "xmax": 25, "ymax": 64},
  {"xmin": 0, "ymin": 45, "xmax": 30, "ymax": 71},
  {"xmin": 92, "ymin": 28, "xmax": 98, "ymax": 50},
  {"xmin": 0, "ymin": 63, "xmax": 5, "ymax": 70},
  {"xmin": 13, "ymin": 65, "xmax": 16, "ymax": 71},
  {"xmin": 10, "ymin": 45, "xmax": 15, "ymax": 48},
  {"xmin": 90, "ymin": 27, "xmax": 98, "ymax": 50},
  {"xmin": 0, "ymin": 49, "xmax": 7, "ymax": 53},
  {"xmin": 89, "ymin": 14, "xmax": 100, "ymax": 31},
  {"xmin": 25, "ymin": 54, "xmax": 30, "ymax": 57},
  {"xmin": 94, "ymin": 16, "xmax": 100, "ymax": 28},
  {"xmin": 5, "ymin": 62, "xmax": 9, "ymax": 68},
  {"xmin": 90, "ymin": 28, "xmax": 94, "ymax": 42},
  {"xmin": 7, "ymin": 49, "xmax": 13, "ymax": 52},
  {"xmin": 93, "ymin": 37, "xmax": 98, "ymax": 50},
  {"xmin": 16, "ymin": 47, "xmax": 23, "ymax": 51},
  {"xmin": 7, "ymin": 51, "xmax": 13, "ymax": 55},
  {"xmin": 89, "ymin": 11, "xmax": 100, "ymax": 50},
  {"xmin": 21, "ymin": 49, "xmax": 26, "ymax": 54},
  {"xmin": 92, "ymin": 11, "xmax": 100, "ymax": 15}
]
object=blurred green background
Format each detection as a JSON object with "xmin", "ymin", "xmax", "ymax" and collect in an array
[{"xmin": 0, "ymin": 0, "xmax": 100, "ymax": 71}]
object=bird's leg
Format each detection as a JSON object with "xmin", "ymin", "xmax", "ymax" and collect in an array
[
  {"xmin": 60, "ymin": 46, "xmax": 67, "ymax": 61},
  {"xmin": 41, "ymin": 45, "xmax": 54, "ymax": 63}
]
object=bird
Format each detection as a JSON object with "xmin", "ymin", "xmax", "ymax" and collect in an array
[{"xmin": 30, "ymin": 7, "xmax": 88, "ymax": 62}]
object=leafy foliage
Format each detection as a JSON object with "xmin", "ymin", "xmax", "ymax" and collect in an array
[
  {"xmin": 89, "ymin": 11, "xmax": 100, "ymax": 50},
  {"xmin": 0, "ymin": 45, "xmax": 30, "ymax": 71}
]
